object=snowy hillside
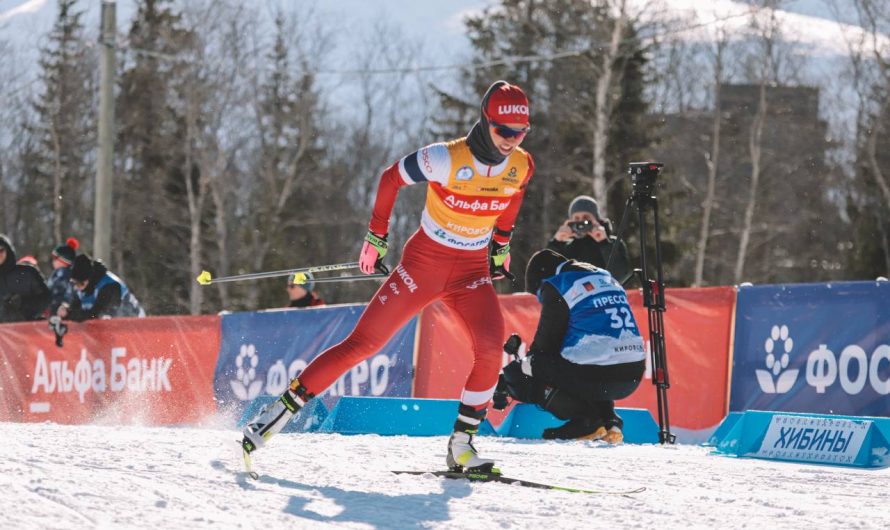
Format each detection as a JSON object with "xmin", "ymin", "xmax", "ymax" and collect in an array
[{"xmin": 5, "ymin": 422, "xmax": 889, "ymax": 529}]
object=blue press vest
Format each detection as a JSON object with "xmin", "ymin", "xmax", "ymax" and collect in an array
[
  {"xmin": 540, "ymin": 265, "xmax": 645, "ymax": 366},
  {"xmin": 78, "ymin": 272, "xmax": 144, "ymax": 317}
]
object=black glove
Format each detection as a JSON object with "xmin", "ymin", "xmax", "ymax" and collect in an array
[
  {"xmin": 4, "ymin": 294, "xmax": 22, "ymax": 311},
  {"xmin": 503, "ymin": 333, "xmax": 522, "ymax": 359},
  {"xmin": 489, "ymin": 241, "xmax": 514, "ymax": 281},
  {"xmin": 48, "ymin": 315, "xmax": 68, "ymax": 347},
  {"xmin": 492, "ymin": 376, "xmax": 510, "ymax": 410}
]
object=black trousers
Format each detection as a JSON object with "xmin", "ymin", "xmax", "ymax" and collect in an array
[{"xmin": 500, "ymin": 354, "xmax": 645, "ymax": 423}]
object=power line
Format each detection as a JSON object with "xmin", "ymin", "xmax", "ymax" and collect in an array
[
  {"xmin": 2, "ymin": 5, "xmax": 758, "ymax": 93},
  {"xmin": 113, "ymin": 8, "xmax": 756, "ymax": 76}
]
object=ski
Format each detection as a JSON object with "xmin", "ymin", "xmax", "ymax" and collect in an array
[
  {"xmin": 242, "ymin": 450, "xmax": 259, "ymax": 480},
  {"xmin": 237, "ymin": 439, "xmax": 260, "ymax": 480},
  {"xmin": 392, "ymin": 470, "xmax": 645, "ymax": 495}
]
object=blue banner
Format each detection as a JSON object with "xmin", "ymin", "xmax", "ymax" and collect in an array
[
  {"xmin": 214, "ymin": 304, "xmax": 416, "ymax": 416},
  {"xmin": 730, "ymin": 281, "xmax": 890, "ymax": 417}
]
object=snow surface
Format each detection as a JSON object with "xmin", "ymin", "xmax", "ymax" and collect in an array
[{"xmin": 5, "ymin": 421, "xmax": 889, "ymax": 529}]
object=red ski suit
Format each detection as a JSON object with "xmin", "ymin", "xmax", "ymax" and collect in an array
[{"xmin": 298, "ymin": 138, "xmax": 534, "ymax": 408}]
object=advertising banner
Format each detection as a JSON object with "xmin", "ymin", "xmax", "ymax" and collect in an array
[
  {"xmin": 413, "ymin": 293, "xmax": 540, "ymax": 400},
  {"xmin": 730, "ymin": 281, "xmax": 890, "ymax": 416},
  {"xmin": 0, "ymin": 316, "xmax": 221, "ymax": 424},
  {"xmin": 413, "ymin": 293, "xmax": 542, "ymax": 427},
  {"xmin": 214, "ymin": 305, "xmax": 417, "ymax": 417},
  {"xmin": 413, "ymin": 287, "xmax": 736, "ymax": 433},
  {"xmin": 620, "ymin": 287, "xmax": 735, "ymax": 432}
]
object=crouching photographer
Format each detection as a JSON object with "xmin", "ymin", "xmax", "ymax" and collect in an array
[
  {"xmin": 493, "ymin": 249, "xmax": 645, "ymax": 442},
  {"xmin": 547, "ymin": 195, "xmax": 632, "ymax": 285}
]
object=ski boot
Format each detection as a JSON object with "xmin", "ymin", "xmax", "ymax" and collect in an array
[
  {"xmin": 242, "ymin": 378, "xmax": 313, "ymax": 454},
  {"xmin": 542, "ymin": 416, "xmax": 607, "ymax": 441},
  {"xmin": 446, "ymin": 404, "xmax": 496, "ymax": 473},
  {"xmin": 602, "ymin": 413, "xmax": 624, "ymax": 444}
]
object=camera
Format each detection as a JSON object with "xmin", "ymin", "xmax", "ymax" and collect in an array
[
  {"xmin": 628, "ymin": 162, "xmax": 663, "ymax": 199},
  {"xmin": 567, "ymin": 219, "xmax": 593, "ymax": 236},
  {"xmin": 48, "ymin": 315, "xmax": 68, "ymax": 347}
]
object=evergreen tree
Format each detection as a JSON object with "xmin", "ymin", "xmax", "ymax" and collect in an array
[
  {"xmin": 23, "ymin": 0, "xmax": 96, "ymax": 252},
  {"xmin": 116, "ymin": 0, "xmax": 195, "ymax": 314},
  {"xmin": 240, "ymin": 12, "xmax": 326, "ymax": 310}
]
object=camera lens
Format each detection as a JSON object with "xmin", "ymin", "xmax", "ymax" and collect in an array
[{"xmin": 569, "ymin": 220, "xmax": 593, "ymax": 235}]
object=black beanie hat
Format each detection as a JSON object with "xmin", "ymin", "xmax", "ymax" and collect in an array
[
  {"xmin": 70, "ymin": 254, "xmax": 93, "ymax": 282},
  {"xmin": 525, "ymin": 249, "xmax": 569, "ymax": 294},
  {"xmin": 52, "ymin": 237, "xmax": 80, "ymax": 266},
  {"xmin": 568, "ymin": 195, "xmax": 602, "ymax": 222}
]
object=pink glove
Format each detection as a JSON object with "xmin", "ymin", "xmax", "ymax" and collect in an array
[{"xmin": 359, "ymin": 232, "xmax": 388, "ymax": 274}]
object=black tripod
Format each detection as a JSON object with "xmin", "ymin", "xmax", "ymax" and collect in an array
[{"xmin": 608, "ymin": 162, "xmax": 676, "ymax": 444}]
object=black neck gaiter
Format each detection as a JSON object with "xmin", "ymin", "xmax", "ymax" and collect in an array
[{"xmin": 466, "ymin": 81, "xmax": 510, "ymax": 166}]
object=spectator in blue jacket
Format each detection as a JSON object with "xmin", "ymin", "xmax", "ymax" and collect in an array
[
  {"xmin": 57, "ymin": 254, "xmax": 145, "ymax": 321},
  {"xmin": 46, "ymin": 237, "xmax": 79, "ymax": 316}
]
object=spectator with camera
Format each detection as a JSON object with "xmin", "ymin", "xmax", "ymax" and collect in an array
[
  {"xmin": 547, "ymin": 195, "xmax": 632, "ymax": 285},
  {"xmin": 57, "ymin": 254, "xmax": 145, "ymax": 321},
  {"xmin": 0, "ymin": 234, "xmax": 51, "ymax": 323},
  {"xmin": 493, "ymin": 249, "xmax": 646, "ymax": 443}
]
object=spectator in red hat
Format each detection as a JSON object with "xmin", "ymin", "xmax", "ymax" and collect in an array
[
  {"xmin": 243, "ymin": 81, "xmax": 535, "ymax": 473},
  {"xmin": 47, "ymin": 237, "xmax": 79, "ymax": 316}
]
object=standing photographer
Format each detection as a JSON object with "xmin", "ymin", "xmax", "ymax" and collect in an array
[{"xmin": 547, "ymin": 195, "xmax": 632, "ymax": 284}]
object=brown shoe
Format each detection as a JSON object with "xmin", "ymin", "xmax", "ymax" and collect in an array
[
  {"xmin": 602, "ymin": 425, "xmax": 624, "ymax": 444},
  {"xmin": 543, "ymin": 417, "xmax": 605, "ymax": 440},
  {"xmin": 576, "ymin": 426, "xmax": 608, "ymax": 441}
]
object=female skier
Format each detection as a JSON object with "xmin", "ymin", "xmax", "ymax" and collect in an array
[{"xmin": 243, "ymin": 80, "xmax": 534, "ymax": 472}]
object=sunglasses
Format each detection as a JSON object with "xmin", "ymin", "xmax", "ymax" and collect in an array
[{"xmin": 487, "ymin": 117, "xmax": 530, "ymax": 139}]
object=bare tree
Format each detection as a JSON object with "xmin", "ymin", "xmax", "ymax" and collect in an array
[
  {"xmin": 855, "ymin": 0, "xmax": 890, "ymax": 272},
  {"xmin": 694, "ymin": 31, "xmax": 728, "ymax": 286},
  {"xmin": 178, "ymin": 0, "xmax": 253, "ymax": 313},
  {"xmin": 734, "ymin": 2, "xmax": 781, "ymax": 284},
  {"xmin": 342, "ymin": 17, "xmax": 432, "ymax": 245},
  {"xmin": 235, "ymin": 6, "xmax": 330, "ymax": 310},
  {"xmin": 823, "ymin": 0, "xmax": 890, "ymax": 275},
  {"xmin": 587, "ymin": 0, "xmax": 668, "ymax": 211},
  {"xmin": 588, "ymin": 0, "xmax": 629, "ymax": 211}
]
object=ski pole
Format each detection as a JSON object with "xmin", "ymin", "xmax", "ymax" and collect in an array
[
  {"xmin": 196, "ymin": 261, "xmax": 360, "ymax": 286},
  {"xmin": 301, "ymin": 273, "xmax": 388, "ymax": 284}
]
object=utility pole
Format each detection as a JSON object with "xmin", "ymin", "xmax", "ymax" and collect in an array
[{"xmin": 94, "ymin": 1, "xmax": 116, "ymax": 263}]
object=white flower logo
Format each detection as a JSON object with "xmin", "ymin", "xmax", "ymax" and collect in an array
[
  {"xmin": 230, "ymin": 344, "xmax": 264, "ymax": 400},
  {"xmin": 755, "ymin": 325, "xmax": 800, "ymax": 394}
]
